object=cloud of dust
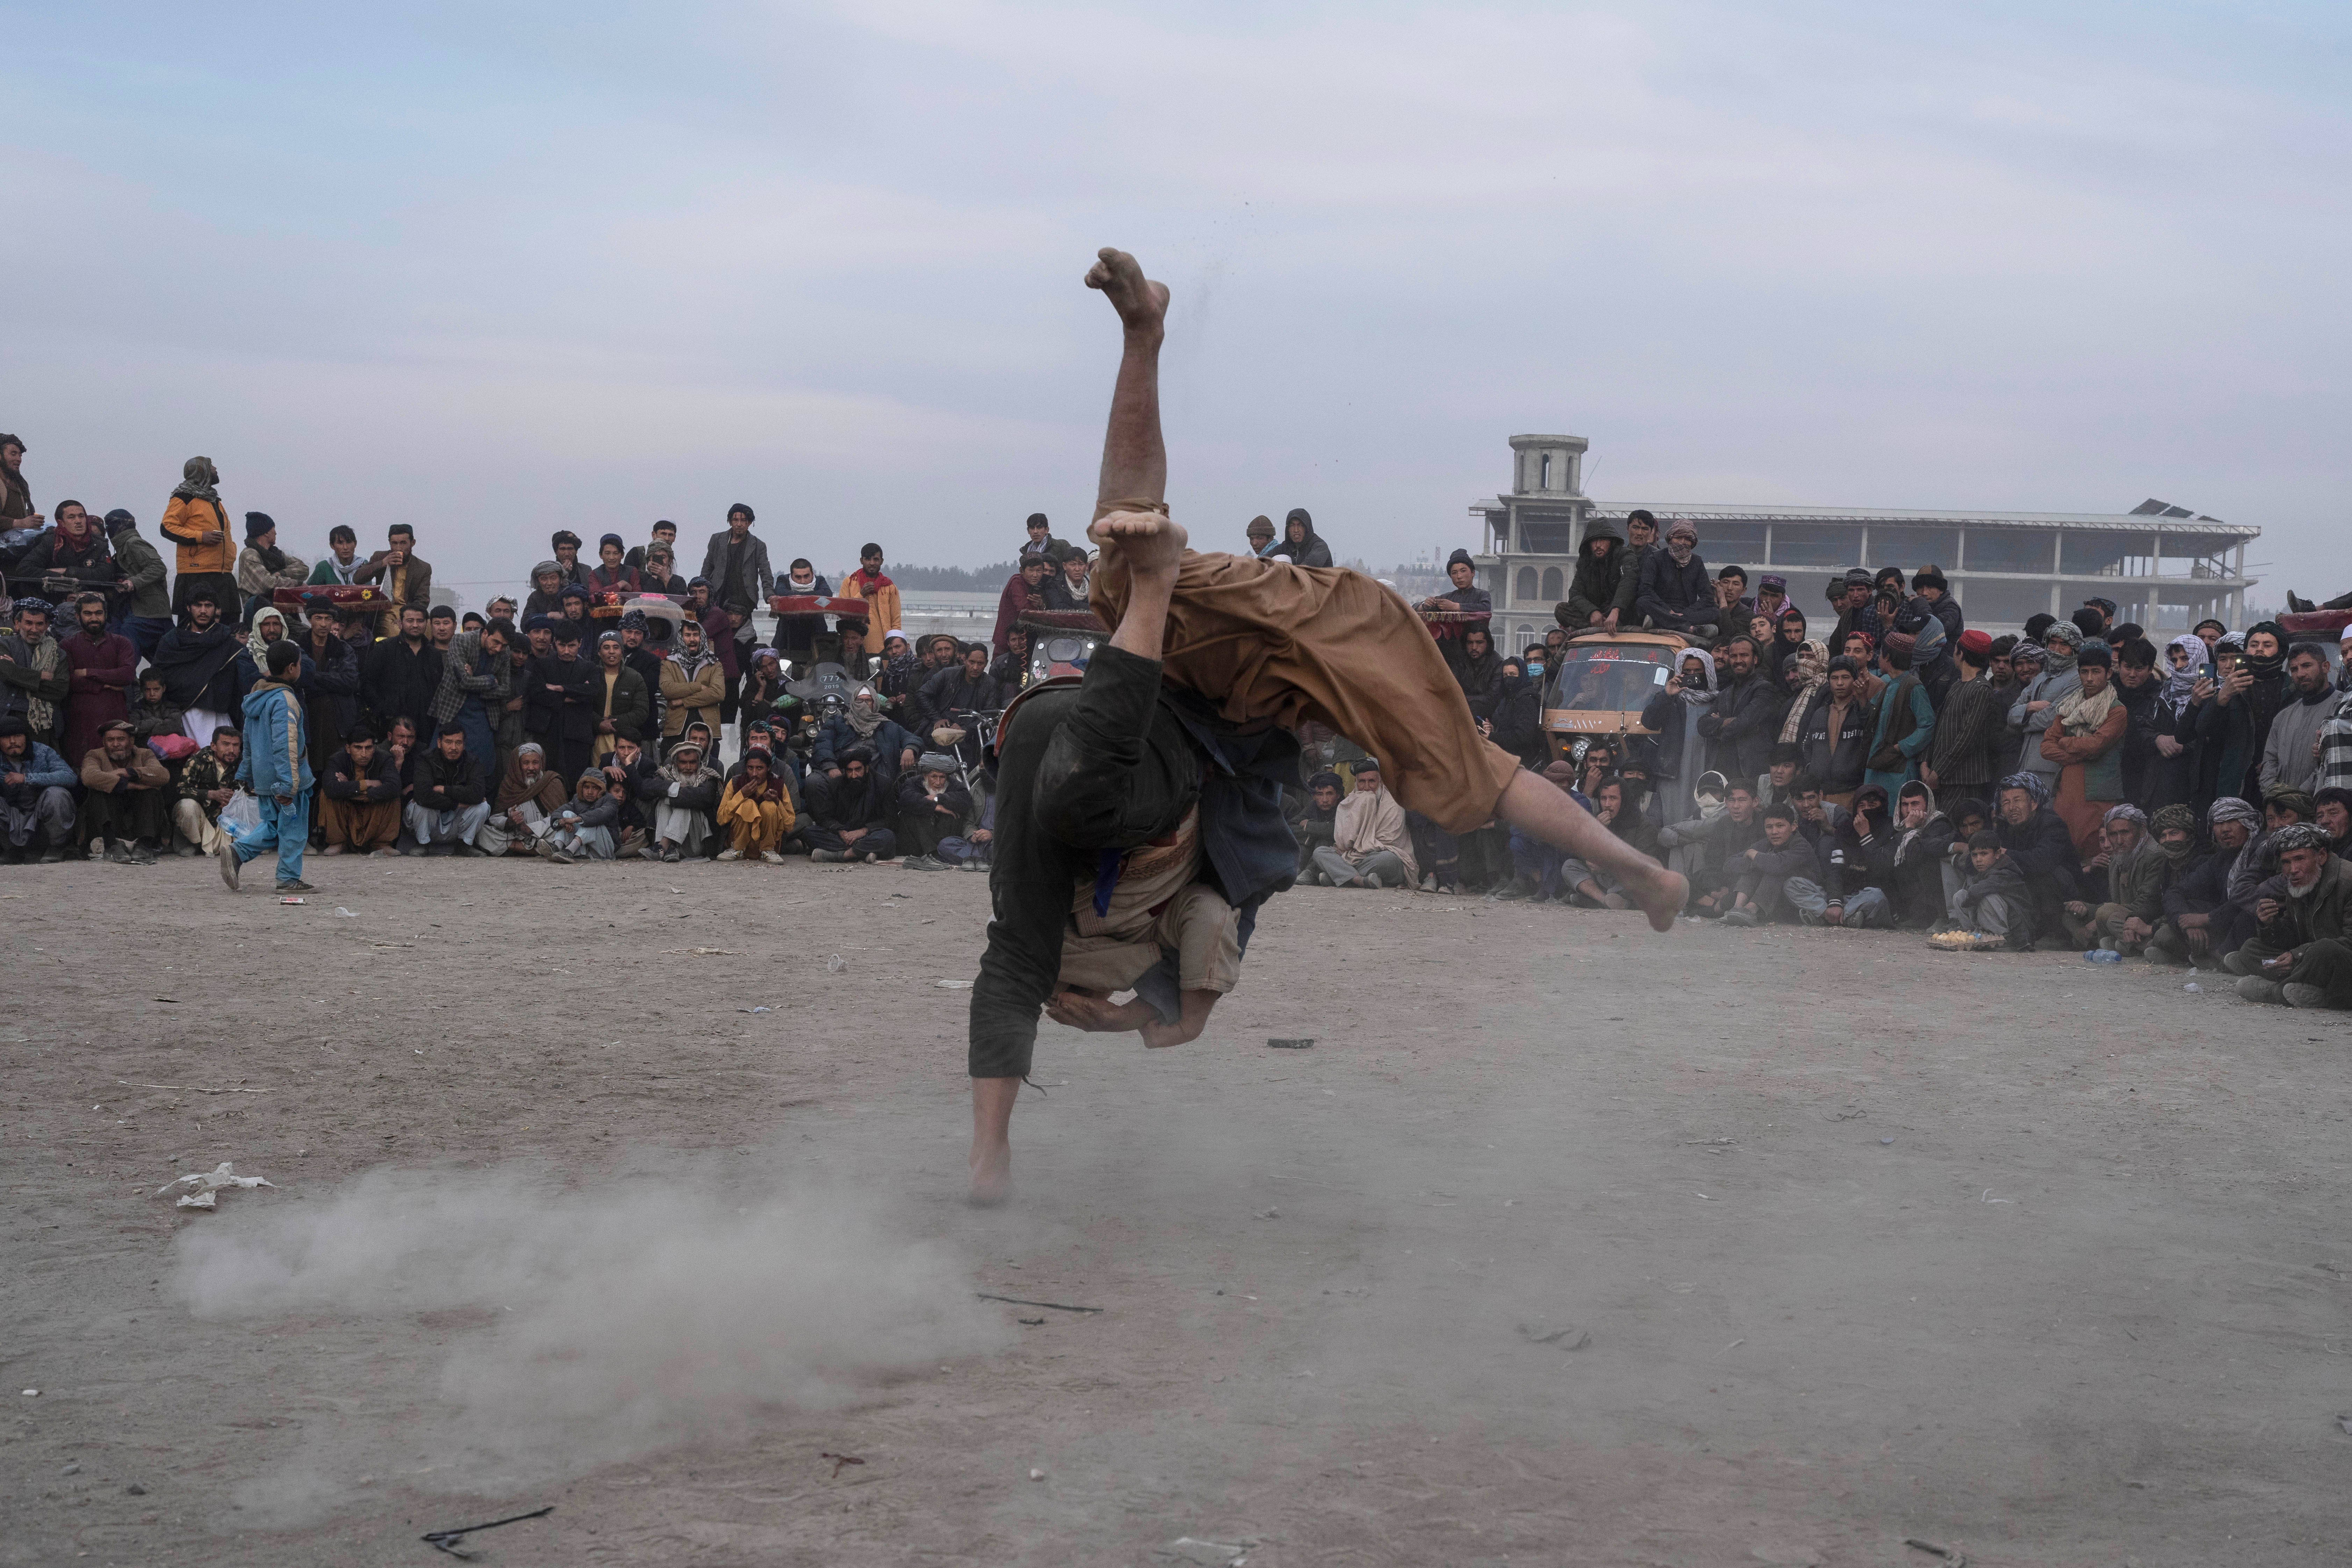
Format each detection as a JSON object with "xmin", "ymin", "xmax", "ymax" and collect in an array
[{"xmin": 171, "ymin": 1160, "xmax": 1004, "ymax": 1519}]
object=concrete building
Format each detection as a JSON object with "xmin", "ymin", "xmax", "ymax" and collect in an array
[{"xmin": 1470, "ymin": 434, "xmax": 2260, "ymax": 650}]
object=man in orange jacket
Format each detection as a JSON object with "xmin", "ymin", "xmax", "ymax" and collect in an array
[{"xmin": 160, "ymin": 457, "xmax": 237, "ymax": 627}]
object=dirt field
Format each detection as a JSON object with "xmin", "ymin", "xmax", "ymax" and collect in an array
[{"xmin": 5, "ymin": 852, "xmax": 2351, "ymax": 1567}]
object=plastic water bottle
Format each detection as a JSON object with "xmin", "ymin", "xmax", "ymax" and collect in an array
[{"xmin": 2083, "ymin": 948, "xmax": 2123, "ymax": 964}]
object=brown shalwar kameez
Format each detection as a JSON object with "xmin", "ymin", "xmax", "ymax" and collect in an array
[{"xmin": 1087, "ymin": 508, "xmax": 1520, "ymax": 834}]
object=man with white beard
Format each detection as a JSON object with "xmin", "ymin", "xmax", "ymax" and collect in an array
[{"xmin": 2228, "ymin": 822, "xmax": 2352, "ymax": 1009}]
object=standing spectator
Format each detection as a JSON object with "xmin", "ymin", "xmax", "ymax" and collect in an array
[
  {"xmin": 1861, "ymin": 631, "xmax": 1935, "ymax": 799},
  {"xmin": 1923, "ymin": 630, "xmax": 2003, "ymax": 802},
  {"xmin": 161, "ymin": 457, "xmax": 237, "ymax": 627},
  {"xmin": 1697, "ymin": 635, "xmax": 1784, "ymax": 790},
  {"xmin": 0, "ymin": 597, "xmax": 69, "ymax": 749},
  {"xmin": 404, "ymin": 722, "xmax": 491, "ymax": 856},
  {"xmin": 526, "ymin": 620, "xmax": 597, "ymax": 785},
  {"xmin": 299, "ymin": 606, "xmax": 361, "ymax": 810},
  {"xmin": 352, "ymin": 523, "xmax": 433, "ymax": 637},
  {"xmin": 699, "ymin": 507, "xmax": 774, "ymax": 679},
  {"xmin": 685, "ymin": 578, "xmax": 741, "ymax": 724},
  {"xmin": 1638, "ymin": 647, "xmax": 1717, "ymax": 827},
  {"xmin": 316, "ymin": 728, "xmax": 403, "ymax": 856},
  {"xmin": 77, "ymin": 719, "xmax": 171, "ymax": 863},
  {"xmin": 0, "ymin": 433, "xmax": 35, "ymax": 532},
  {"xmin": 59, "ymin": 593, "xmax": 136, "ymax": 769},
  {"xmin": 149, "ymin": 591, "xmax": 242, "ymax": 742},
  {"xmin": 1907, "ymin": 566, "xmax": 1964, "ymax": 642},
  {"xmin": 1041, "ymin": 543, "xmax": 1091, "ymax": 611},
  {"xmin": 427, "ymin": 622, "xmax": 512, "ymax": 782},
  {"xmin": 625, "ymin": 518, "xmax": 680, "ymax": 573},
  {"xmin": 2208, "ymin": 621, "xmax": 2291, "ymax": 805},
  {"xmin": 2313, "ymin": 630, "xmax": 2352, "ymax": 795},
  {"xmin": 658, "ymin": 619, "xmax": 725, "ymax": 743},
  {"xmin": 103, "ymin": 509, "xmax": 174, "ymax": 659},
  {"xmin": 170, "ymin": 724, "xmax": 244, "ymax": 856},
  {"xmin": 894, "ymin": 753, "xmax": 971, "ymax": 869},
  {"xmin": 220, "ymin": 641, "xmax": 315, "ymax": 892},
  {"xmin": 2258, "ymin": 642, "xmax": 2335, "ymax": 796},
  {"xmin": 1445, "ymin": 624, "xmax": 1506, "ymax": 726},
  {"xmin": 1489, "ymin": 657, "xmax": 1547, "ymax": 770},
  {"xmin": 16, "ymin": 500, "xmax": 120, "ymax": 618},
  {"xmin": 308, "ymin": 524, "xmax": 362, "ymax": 585},
  {"xmin": 2143, "ymin": 633, "xmax": 2210, "ymax": 812},
  {"xmin": 588, "ymin": 632, "xmax": 651, "ymax": 761},
  {"xmin": 2039, "ymin": 640, "xmax": 2128, "ymax": 857},
  {"xmin": 2007, "ymin": 619, "xmax": 2083, "ymax": 799},
  {"xmin": 360, "ymin": 604, "xmax": 442, "ymax": 740},
  {"xmin": 1279, "ymin": 509, "xmax": 1332, "ymax": 568},
  {"xmin": 522, "ymin": 561, "xmax": 567, "ymax": 620},
  {"xmin": 1828, "ymin": 569, "xmax": 1883, "ymax": 656},
  {"xmin": 549, "ymin": 530, "xmax": 589, "ymax": 589},
  {"xmin": 233, "ymin": 512, "xmax": 308, "ymax": 619},
  {"xmin": 1797, "ymin": 655, "xmax": 1872, "ymax": 806},
  {"xmin": 0, "ymin": 715, "xmax": 75, "ymax": 861},
  {"xmin": 1019, "ymin": 512, "xmax": 1067, "ymax": 560},
  {"xmin": 229, "ymin": 604, "xmax": 309, "ymax": 711},
  {"xmin": 842, "ymin": 543, "xmax": 894, "ymax": 634}
]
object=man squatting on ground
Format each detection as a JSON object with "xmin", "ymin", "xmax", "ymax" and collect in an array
[{"xmin": 964, "ymin": 249, "xmax": 1689, "ymax": 1204}]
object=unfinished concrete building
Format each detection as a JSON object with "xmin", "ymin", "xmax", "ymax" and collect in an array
[{"xmin": 1470, "ymin": 434, "xmax": 2260, "ymax": 651}]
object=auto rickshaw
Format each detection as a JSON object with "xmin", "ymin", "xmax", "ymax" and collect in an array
[{"xmin": 1537, "ymin": 627, "xmax": 1695, "ymax": 763}]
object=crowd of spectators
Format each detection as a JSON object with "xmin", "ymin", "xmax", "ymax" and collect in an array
[
  {"xmin": 7, "ymin": 440, "xmax": 2349, "ymax": 1008},
  {"xmin": 1286, "ymin": 508, "xmax": 2352, "ymax": 1012}
]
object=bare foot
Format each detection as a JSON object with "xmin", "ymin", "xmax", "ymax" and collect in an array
[
  {"xmin": 1627, "ymin": 864, "xmax": 1689, "ymax": 933},
  {"xmin": 1085, "ymin": 247, "xmax": 1168, "ymax": 337},
  {"xmin": 969, "ymin": 1142, "xmax": 1011, "ymax": 1207},
  {"xmin": 1087, "ymin": 510, "xmax": 1188, "ymax": 576}
]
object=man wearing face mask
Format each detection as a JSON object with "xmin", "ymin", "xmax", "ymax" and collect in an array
[{"xmin": 1632, "ymin": 520, "xmax": 1717, "ymax": 638}]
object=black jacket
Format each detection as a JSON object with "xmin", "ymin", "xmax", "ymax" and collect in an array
[
  {"xmin": 1446, "ymin": 643, "xmax": 1504, "ymax": 721},
  {"xmin": 808, "ymin": 768, "xmax": 895, "ymax": 832},
  {"xmin": 1696, "ymin": 671, "xmax": 1787, "ymax": 784},
  {"xmin": 526, "ymin": 653, "xmax": 597, "ymax": 743},
  {"xmin": 1634, "ymin": 550, "xmax": 1712, "ymax": 631},
  {"xmin": 322, "ymin": 746, "xmax": 402, "ymax": 804},
  {"xmin": 1798, "ymin": 689, "xmax": 1874, "ymax": 795},
  {"xmin": 362, "ymin": 636, "xmax": 443, "ymax": 736},
  {"xmin": 1488, "ymin": 674, "xmax": 1546, "ymax": 768},
  {"xmin": 411, "ymin": 747, "xmax": 486, "ymax": 813},
  {"xmin": 1996, "ymin": 804, "xmax": 2082, "ymax": 932},
  {"xmin": 298, "ymin": 634, "xmax": 361, "ymax": 743},
  {"xmin": 1559, "ymin": 532, "xmax": 1625, "ymax": 627},
  {"xmin": 914, "ymin": 667, "xmax": 1006, "ymax": 734},
  {"xmin": 149, "ymin": 621, "xmax": 242, "ymax": 712},
  {"xmin": 894, "ymin": 768, "xmax": 973, "ymax": 828}
]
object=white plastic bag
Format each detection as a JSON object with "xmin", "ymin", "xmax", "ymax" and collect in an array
[{"xmin": 218, "ymin": 791, "xmax": 262, "ymax": 836}]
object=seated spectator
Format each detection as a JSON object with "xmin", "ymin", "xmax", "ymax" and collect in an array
[
  {"xmin": 1417, "ymin": 549, "xmax": 1491, "ymax": 618},
  {"xmin": 2062, "ymin": 805, "xmax": 2172, "ymax": 954},
  {"xmin": 1289, "ymin": 769, "xmax": 1342, "ymax": 883},
  {"xmin": 588, "ymin": 533, "xmax": 640, "ymax": 593},
  {"xmin": 806, "ymin": 745, "xmax": 898, "ymax": 863},
  {"xmin": 1632, "ymin": 520, "xmax": 1716, "ymax": 636},
  {"xmin": 937, "ymin": 783, "xmax": 995, "ymax": 871},
  {"xmin": 738, "ymin": 647, "xmax": 798, "ymax": 749},
  {"xmin": 1720, "ymin": 801, "xmax": 1819, "ymax": 926},
  {"xmin": 129, "ymin": 673, "xmax": 187, "ymax": 744},
  {"xmin": 1562, "ymin": 775, "xmax": 1658, "ymax": 908},
  {"xmin": 814, "ymin": 686, "xmax": 918, "ymax": 781},
  {"xmin": 915, "ymin": 644, "xmax": 1006, "ymax": 768},
  {"xmin": 716, "ymin": 748, "xmax": 795, "ymax": 863},
  {"xmin": 1993, "ymin": 771, "xmax": 2083, "ymax": 950},
  {"xmin": 2317, "ymin": 786, "xmax": 2352, "ymax": 860},
  {"xmin": 171, "ymin": 724, "xmax": 244, "ymax": 856},
  {"xmin": 233, "ymin": 512, "xmax": 308, "ymax": 619},
  {"xmin": 638, "ymin": 543, "xmax": 688, "ymax": 597},
  {"xmin": 317, "ymin": 727, "xmax": 402, "ymax": 856},
  {"xmin": 894, "ymin": 751, "xmax": 972, "ymax": 869},
  {"xmin": 1659, "ymin": 777, "xmax": 1764, "ymax": 917},
  {"xmin": 598, "ymin": 730, "xmax": 657, "ymax": 853},
  {"xmin": 1948, "ymin": 830, "xmax": 2032, "ymax": 947},
  {"xmin": 589, "ymin": 631, "xmax": 651, "ymax": 760},
  {"xmin": 2227, "ymin": 824, "xmax": 2352, "ymax": 1008},
  {"xmin": 543, "ymin": 769, "xmax": 620, "ymax": 861},
  {"xmin": 1316, "ymin": 758, "xmax": 1415, "ymax": 889},
  {"xmin": 1887, "ymin": 780, "xmax": 1956, "ymax": 927},
  {"xmin": 2151, "ymin": 798, "xmax": 2257, "ymax": 965},
  {"xmin": 991, "ymin": 626, "xmax": 1032, "ymax": 691},
  {"xmin": 1758, "ymin": 740, "xmax": 1807, "ymax": 811},
  {"xmin": 1789, "ymin": 783, "xmax": 1897, "ymax": 928},
  {"xmin": 405, "ymin": 722, "xmax": 491, "ymax": 856},
  {"xmin": 478, "ymin": 742, "xmax": 570, "ymax": 856},
  {"xmin": 0, "ymin": 714, "xmax": 77, "ymax": 861},
  {"xmin": 79, "ymin": 718, "xmax": 171, "ymax": 863},
  {"xmin": 1501, "ymin": 761, "xmax": 1586, "ymax": 902},
  {"xmin": 642, "ymin": 736, "xmax": 723, "ymax": 862}
]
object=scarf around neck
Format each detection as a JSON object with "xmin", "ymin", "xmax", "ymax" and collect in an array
[
  {"xmin": 1777, "ymin": 641, "xmax": 1829, "ymax": 745},
  {"xmin": 2053, "ymin": 677, "xmax": 2119, "ymax": 734},
  {"xmin": 171, "ymin": 458, "xmax": 222, "ymax": 506},
  {"xmin": 845, "ymin": 691, "xmax": 884, "ymax": 738},
  {"xmin": 245, "ymin": 606, "xmax": 287, "ymax": 670}
]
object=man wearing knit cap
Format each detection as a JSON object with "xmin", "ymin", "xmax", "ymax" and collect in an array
[
  {"xmin": 2227, "ymin": 821, "xmax": 2352, "ymax": 1007},
  {"xmin": 1633, "ymin": 519, "xmax": 1716, "ymax": 637},
  {"xmin": 103, "ymin": 509, "xmax": 175, "ymax": 659},
  {"xmin": 1862, "ymin": 629, "xmax": 1935, "ymax": 798},
  {"xmin": 233, "ymin": 512, "xmax": 309, "ymax": 622}
]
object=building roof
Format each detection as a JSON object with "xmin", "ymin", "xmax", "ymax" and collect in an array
[{"xmin": 1470, "ymin": 497, "xmax": 2256, "ymax": 539}]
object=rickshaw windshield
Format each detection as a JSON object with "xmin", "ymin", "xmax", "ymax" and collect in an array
[{"xmin": 1544, "ymin": 643, "xmax": 1675, "ymax": 711}]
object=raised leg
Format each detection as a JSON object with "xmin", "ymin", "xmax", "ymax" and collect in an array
[{"xmin": 1496, "ymin": 770, "xmax": 1686, "ymax": 931}]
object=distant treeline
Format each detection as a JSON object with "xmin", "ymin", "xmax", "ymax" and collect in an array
[{"xmin": 884, "ymin": 562, "xmax": 1022, "ymax": 592}]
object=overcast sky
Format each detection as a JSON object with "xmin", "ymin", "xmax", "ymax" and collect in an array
[{"xmin": 7, "ymin": 1, "xmax": 2346, "ymax": 604}]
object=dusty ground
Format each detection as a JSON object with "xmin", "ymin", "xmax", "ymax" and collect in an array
[{"xmin": 5, "ymin": 851, "xmax": 2351, "ymax": 1568}]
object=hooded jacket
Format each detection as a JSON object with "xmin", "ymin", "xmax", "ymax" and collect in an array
[
  {"xmin": 236, "ymin": 677, "xmax": 311, "ymax": 798},
  {"xmin": 1558, "ymin": 521, "xmax": 1626, "ymax": 627},
  {"xmin": 107, "ymin": 517, "xmax": 172, "ymax": 619},
  {"xmin": 1446, "ymin": 638, "xmax": 1505, "ymax": 721}
]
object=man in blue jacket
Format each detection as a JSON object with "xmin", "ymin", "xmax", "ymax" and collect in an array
[
  {"xmin": 0, "ymin": 715, "xmax": 77, "ymax": 862},
  {"xmin": 221, "ymin": 640, "xmax": 315, "ymax": 893}
]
